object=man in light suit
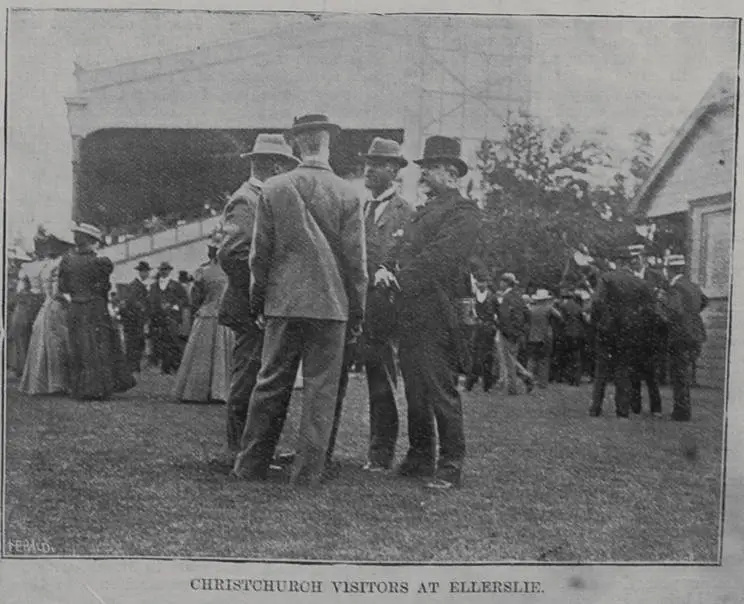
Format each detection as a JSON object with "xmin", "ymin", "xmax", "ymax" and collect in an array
[
  {"xmin": 328, "ymin": 138, "xmax": 412, "ymax": 472},
  {"xmin": 661, "ymin": 255, "xmax": 708, "ymax": 421},
  {"xmin": 216, "ymin": 133, "xmax": 299, "ymax": 468},
  {"xmin": 232, "ymin": 114, "xmax": 368, "ymax": 486}
]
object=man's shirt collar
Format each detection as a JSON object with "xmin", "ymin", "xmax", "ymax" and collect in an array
[
  {"xmin": 248, "ymin": 176, "xmax": 263, "ymax": 190},
  {"xmin": 300, "ymin": 156, "xmax": 332, "ymax": 170}
]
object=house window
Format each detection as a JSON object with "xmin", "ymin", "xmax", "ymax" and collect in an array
[{"xmin": 700, "ymin": 208, "xmax": 732, "ymax": 298}]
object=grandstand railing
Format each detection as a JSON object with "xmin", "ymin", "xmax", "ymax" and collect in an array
[{"xmin": 102, "ymin": 215, "xmax": 222, "ymax": 264}]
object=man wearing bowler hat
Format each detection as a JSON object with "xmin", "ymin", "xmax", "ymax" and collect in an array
[
  {"xmin": 119, "ymin": 260, "xmax": 151, "ymax": 373},
  {"xmin": 329, "ymin": 137, "xmax": 413, "ymax": 472},
  {"xmin": 149, "ymin": 260, "xmax": 189, "ymax": 374},
  {"xmin": 382, "ymin": 135, "xmax": 481, "ymax": 489},
  {"xmin": 216, "ymin": 133, "xmax": 300, "ymax": 467},
  {"xmin": 232, "ymin": 114, "xmax": 367, "ymax": 486}
]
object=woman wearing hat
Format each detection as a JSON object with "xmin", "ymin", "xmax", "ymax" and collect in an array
[
  {"xmin": 174, "ymin": 233, "xmax": 234, "ymax": 403},
  {"xmin": 58, "ymin": 223, "xmax": 135, "ymax": 400},
  {"xmin": 19, "ymin": 227, "xmax": 76, "ymax": 394},
  {"xmin": 7, "ymin": 231, "xmax": 49, "ymax": 377}
]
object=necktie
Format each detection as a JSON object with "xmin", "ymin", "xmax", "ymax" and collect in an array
[{"xmin": 365, "ymin": 199, "xmax": 381, "ymax": 228}]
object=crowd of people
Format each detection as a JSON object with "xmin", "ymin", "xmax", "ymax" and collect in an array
[{"xmin": 8, "ymin": 112, "xmax": 710, "ymax": 490}]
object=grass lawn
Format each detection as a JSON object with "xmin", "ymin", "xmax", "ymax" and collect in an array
[{"xmin": 3, "ymin": 367, "xmax": 724, "ymax": 562}]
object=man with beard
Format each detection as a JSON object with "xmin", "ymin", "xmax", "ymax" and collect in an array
[
  {"xmin": 382, "ymin": 135, "xmax": 481, "ymax": 490},
  {"xmin": 214, "ymin": 133, "xmax": 299, "ymax": 468},
  {"xmin": 327, "ymin": 138, "xmax": 412, "ymax": 472}
]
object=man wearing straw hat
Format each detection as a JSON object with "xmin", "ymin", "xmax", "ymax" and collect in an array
[
  {"xmin": 382, "ymin": 135, "xmax": 481, "ymax": 490},
  {"xmin": 232, "ymin": 114, "xmax": 367, "ymax": 486},
  {"xmin": 216, "ymin": 133, "xmax": 300, "ymax": 467},
  {"xmin": 660, "ymin": 254, "xmax": 708, "ymax": 421}
]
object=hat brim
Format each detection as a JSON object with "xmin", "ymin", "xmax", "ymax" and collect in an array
[
  {"xmin": 361, "ymin": 154, "xmax": 408, "ymax": 168},
  {"xmin": 239, "ymin": 151, "xmax": 301, "ymax": 164},
  {"xmin": 71, "ymin": 227, "xmax": 104, "ymax": 243},
  {"xmin": 413, "ymin": 156, "xmax": 468, "ymax": 177},
  {"xmin": 287, "ymin": 122, "xmax": 341, "ymax": 136}
]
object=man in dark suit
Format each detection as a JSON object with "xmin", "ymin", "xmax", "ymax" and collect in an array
[
  {"xmin": 630, "ymin": 245, "xmax": 667, "ymax": 411},
  {"xmin": 149, "ymin": 261, "xmax": 189, "ymax": 375},
  {"xmin": 589, "ymin": 248, "xmax": 657, "ymax": 418},
  {"xmin": 498, "ymin": 272, "xmax": 532, "ymax": 395},
  {"xmin": 216, "ymin": 133, "xmax": 299, "ymax": 467},
  {"xmin": 232, "ymin": 114, "xmax": 368, "ymax": 487},
  {"xmin": 557, "ymin": 290, "xmax": 586, "ymax": 386},
  {"xmin": 120, "ymin": 261, "xmax": 151, "ymax": 373},
  {"xmin": 661, "ymin": 255, "xmax": 708, "ymax": 421},
  {"xmin": 328, "ymin": 137, "xmax": 412, "ymax": 472},
  {"xmin": 465, "ymin": 274, "xmax": 498, "ymax": 392},
  {"xmin": 387, "ymin": 135, "xmax": 481, "ymax": 490}
]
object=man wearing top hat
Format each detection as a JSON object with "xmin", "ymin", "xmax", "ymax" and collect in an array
[
  {"xmin": 148, "ymin": 260, "xmax": 189, "ymax": 374},
  {"xmin": 232, "ymin": 114, "xmax": 367, "ymax": 486},
  {"xmin": 217, "ymin": 133, "xmax": 300, "ymax": 466},
  {"xmin": 589, "ymin": 247, "xmax": 657, "ymax": 418},
  {"xmin": 328, "ymin": 137, "xmax": 413, "ymax": 472},
  {"xmin": 659, "ymin": 254, "xmax": 708, "ymax": 421},
  {"xmin": 119, "ymin": 260, "xmax": 151, "ymax": 373},
  {"xmin": 381, "ymin": 135, "xmax": 481, "ymax": 489}
]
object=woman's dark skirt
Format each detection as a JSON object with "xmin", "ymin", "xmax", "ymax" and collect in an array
[{"xmin": 67, "ymin": 299, "xmax": 135, "ymax": 400}]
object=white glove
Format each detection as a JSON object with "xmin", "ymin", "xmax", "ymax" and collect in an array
[{"xmin": 374, "ymin": 267, "xmax": 400, "ymax": 291}]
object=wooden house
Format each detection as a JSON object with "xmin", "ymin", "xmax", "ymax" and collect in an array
[{"xmin": 631, "ymin": 72, "xmax": 736, "ymax": 388}]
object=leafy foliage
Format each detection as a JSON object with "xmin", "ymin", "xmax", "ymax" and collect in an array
[{"xmin": 474, "ymin": 111, "xmax": 655, "ymax": 291}]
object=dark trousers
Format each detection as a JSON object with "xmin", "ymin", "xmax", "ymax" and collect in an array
[
  {"xmin": 234, "ymin": 317, "xmax": 346, "ymax": 486},
  {"xmin": 123, "ymin": 324, "xmax": 146, "ymax": 373},
  {"xmin": 466, "ymin": 327, "xmax": 495, "ymax": 391},
  {"xmin": 591, "ymin": 333, "xmax": 641, "ymax": 416},
  {"xmin": 560, "ymin": 336, "xmax": 583, "ymax": 386},
  {"xmin": 590, "ymin": 333, "xmax": 615, "ymax": 413},
  {"xmin": 527, "ymin": 341, "xmax": 551, "ymax": 388},
  {"xmin": 669, "ymin": 343, "xmax": 695, "ymax": 420},
  {"xmin": 226, "ymin": 325, "xmax": 264, "ymax": 453},
  {"xmin": 327, "ymin": 338, "xmax": 398, "ymax": 468},
  {"xmin": 152, "ymin": 314, "xmax": 182, "ymax": 374},
  {"xmin": 630, "ymin": 358, "xmax": 662, "ymax": 414},
  {"xmin": 398, "ymin": 334, "xmax": 465, "ymax": 483}
]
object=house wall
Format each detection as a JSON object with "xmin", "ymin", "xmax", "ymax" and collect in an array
[
  {"xmin": 689, "ymin": 196, "xmax": 732, "ymax": 389},
  {"xmin": 647, "ymin": 105, "xmax": 735, "ymax": 218}
]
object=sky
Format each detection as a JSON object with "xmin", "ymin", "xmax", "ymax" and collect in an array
[{"xmin": 4, "ymin": 11, "xmax": 739, "ymax": 247}]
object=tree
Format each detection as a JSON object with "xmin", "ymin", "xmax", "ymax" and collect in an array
[{"xmin": 475, "ymin": 110, "xmax": 639, "ymax": 291}]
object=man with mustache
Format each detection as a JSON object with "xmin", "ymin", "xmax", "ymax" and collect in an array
[
  {"xmin": 327, "ymin": 138, "xmax": 412, "ymax": 472},
  {"xmin": 384, "ymin": 135, "xmax": 482, "ymax": 489}
]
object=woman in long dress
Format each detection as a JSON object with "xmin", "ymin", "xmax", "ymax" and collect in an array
[
  {"xmin": 19, "ymin": 231, "xmax": 76, "ymax": 394},
  {"xmin": 174, "ymin": 240, "xmax": 234, "ymax": 403},
  {"xmin": 58, "ymin": 223, "xmax": 136, "ymax": 400},
  {"xmin": 7, "ymin": 237, "xmax": 48, "ymax": 377}
]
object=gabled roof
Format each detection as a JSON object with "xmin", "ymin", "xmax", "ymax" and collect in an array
[{"xmin": 630, "ymin": 71, "xmax": 737, "ymax": 215}]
